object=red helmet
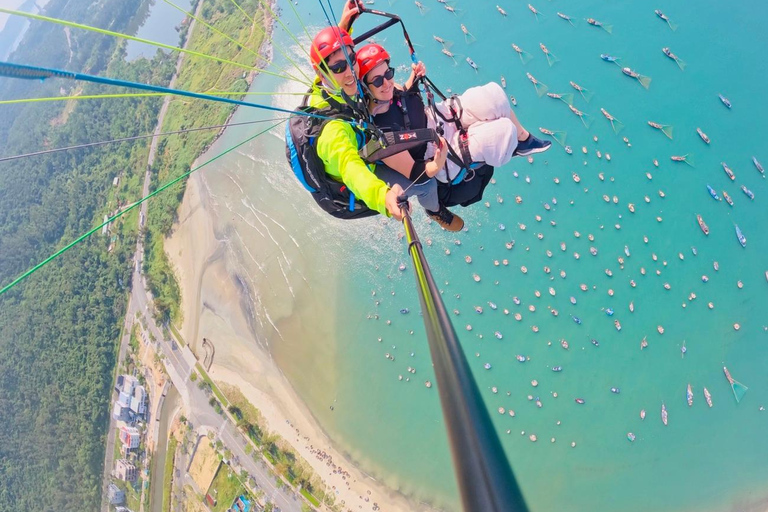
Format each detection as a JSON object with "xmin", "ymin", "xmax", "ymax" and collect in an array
[
  {"xmin": 310, "ymin": 26, "xmax": 354, "ymax": 69},
  {"xmin": 355, "ymin": 44, "xmax": 390, "ymax": 81}
]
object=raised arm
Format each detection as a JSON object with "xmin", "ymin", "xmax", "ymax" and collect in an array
[
  {"xmin": 338, "ymin": 0, "xmax": 364, "ymax": 32},
  {"xmin": 404, "ymin": 61, "xmax": 427, "ymax": 91}
]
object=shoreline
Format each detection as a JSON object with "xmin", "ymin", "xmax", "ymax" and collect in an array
[
  {"xmin": 162, "ymin": 4, "xmax": 440, "ymax": 510},
  {"xmin": 165, "ymin": 171, "xmax": 435, "ymax": 511}
]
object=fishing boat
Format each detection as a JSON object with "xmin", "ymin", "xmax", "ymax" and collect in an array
[
  {"xmin": 741, "ymin": 185, "xmax": 754, "ymax": 200},
  {"xmin": 735, "ymin": 225, "xmax": 746, "ymax": 247},
  {"xmin": 661, "ymin": 403, "xmax": 668, "ymax": 425},
  {"xmin": 722, "ymin": 190, "xmax": 733, "ymax": 206},
  {"xmin": 552, "ymin": 366, "xmax": 563, "ymax": 372},
  {"xmin": 399, "ymin": 308, "xmax": 410, "ymax": 314},
  {"xmin": 622, "ymin": 66, "xmax": 638, "ymax": 77},
  {"xmin": 601, "ymin": 53, "xmax": 619, "ymax": 62},
  {"xmin": 591, "ymin": 338, "xmax": 600, "ymax": 347},
  {"xmin": 561, "ymin": 339, "xmax": 569, "ymax": 349},
  {"xmin": 611, "ymin": 387, "xmax": 620, "ymax": 394},
  {"xmin": 500, "ymin": 76, "xmax": 506, "ymax": 89},
  {"xmin": 516, "ymin": 355, "xmax": 526, "ymax": 363},
  {"xmin": 627, "ymin": 432, "xmax": 636, "ymax": 442},
  {"xmin": 697, "ymin": 214, "xmax": 709, "ymax": 235},
  {"xmin": 696, "ymin": 128, "xmax": 710, "ymax": 144},
  {"xmin": 671, "ymin": 155, "xmax": 686, "ymax": 162},
  {"xmin": 722, "ymin": 162, "xmax": 735, "ymax": 180},
  {"xmin": 718, "ymin": 94, "xmax": 732, "ymax": 108},
  {"xmin": 753, "ymin": 156, "xmax": 765, "ymax": 177},
  {"xmin": 586, "ymin": 18, "xmax": 613, "ymax": 33},
  {"xmin": 687, "ymin": 384, "xmax": 693, "ymax": 406},
  {"xmin": 629, "ymin": 301, "xmax": 634, "ymax": 313},
  {"xmin": 510, "ymin": 96, "xmax": 517, "ymax": 106},
  {"xmin": 572, "ymin": 316, "xmax": 582, "ymax": 324},
  {"xmin": 723, "ymin": 366, "xmax": 748, "ymax": 402},
  {"xmin": 575, "ymin": 398, "xmax": 585, "ymax": 404},
  {"xmin": 704, "ymin": 387, "xmax": 713, "ymax": 407},
  {"xmin": 614, "ymin": 320, "xmax": 622, "ymax": 331},
  {"xmin": 605, "ymin": 308, "xmax": 614, "ymax": 316},
  {"xmin": 640, "ymin": 409, "xmax": 646, "ymax": 420},
  {"xmin": 466, "ymin": 57, "xmax": 478, "ymax": 71}
]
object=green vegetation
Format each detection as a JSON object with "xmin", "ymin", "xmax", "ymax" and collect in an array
[
  {"xmin": 216, "ymin": 383, "xmax": 328, "ymax": 507},
  {"xmin": 301, "ymin": 488, "xmax": 321, "ymax": 507},
  {"xmin": 206, "ymin": 463, "xmax": 248, "ymax": 512},
  {"xmin": 0, "ymin": 0, "xmax": 181, "ymax": 509},
  {"xmin": 162, "ymin": 437, "xmax": 179, "ymax": 512},
  {"xmin": 196, "ymin": 363, "xmax": 230, "ymax": 406},
  {"xmin": 143, "ymin": 0, "xmax": 268, "ymax": 323},
  {"xmin": 0, "ymin": 0, "xmax": 273, "ymax": 509},
  {"xmin": 112, "ymin": 476, "xmax": 142, "ymax": 512}
]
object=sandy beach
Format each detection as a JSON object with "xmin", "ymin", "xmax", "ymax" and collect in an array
[{"xmin": 165, "ymin": 171, "xmax": 435, "ymax": 512}]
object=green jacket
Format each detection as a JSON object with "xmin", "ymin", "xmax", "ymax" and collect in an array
[{"xmin": 309, "ymin": 85, "xmax": 389, "ymax": 216}]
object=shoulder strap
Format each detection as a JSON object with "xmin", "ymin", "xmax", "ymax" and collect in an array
[{"xmin": 393, "ymin": 89, "xmax": 412, "ymax": 130}]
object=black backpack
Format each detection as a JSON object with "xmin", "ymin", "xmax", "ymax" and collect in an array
[{"xmin": 285, "ymin": 93, "xmax": 378, "ymax": 220}]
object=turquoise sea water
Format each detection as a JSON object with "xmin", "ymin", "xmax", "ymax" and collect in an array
[{"xmin": 197, "ymin": 1, "xmax": 768, "ymax": 510}]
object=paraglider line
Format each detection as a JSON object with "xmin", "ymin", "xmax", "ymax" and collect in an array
[{"xmin": 0, "ymin": 121, "xmax": 285, "ymax": 296}]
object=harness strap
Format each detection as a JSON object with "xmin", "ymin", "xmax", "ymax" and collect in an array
[{"xmin": 395, "ymin": 91, "xmax": 412, "ymax": 130}]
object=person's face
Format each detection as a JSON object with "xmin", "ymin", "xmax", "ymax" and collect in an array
[
  {"xmin": 365, "ymin": 61, "xmax": 395, "ymax": 102},
  {"xmin": 319, "ymin": 47, "xmax": 359, "ymax": 96}
]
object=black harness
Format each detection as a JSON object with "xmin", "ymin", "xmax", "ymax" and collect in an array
[{"xmin": 419, "ymin": 76, "xmax": 479, "ymax": 184}]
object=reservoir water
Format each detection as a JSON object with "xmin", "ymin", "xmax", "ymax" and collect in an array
[
  {"xmin": 0, "ymin": 0, "xmax": 51, "ymax": 60},
  {"xmin": 125, "ymin": 0, "xmax": 194, "ymax": 61}
]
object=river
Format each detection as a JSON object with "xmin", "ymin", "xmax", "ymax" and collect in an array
[{"xmin": 150, "ymin": 386, "xmax": 180, "ymax": 512}]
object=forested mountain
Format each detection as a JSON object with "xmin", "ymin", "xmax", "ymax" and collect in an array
[{"xmin": 0, "ymin": 0, "xmax": 176, "ymax": 508}]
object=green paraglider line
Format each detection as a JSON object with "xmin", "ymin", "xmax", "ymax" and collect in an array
[
  {"xmin": 159, "ymin": 0, "xmax": 313, "ymax": 85},
  {"xmin": 0, "ymin": 121, "xmax": 285, "ymax": 296},
  {"xmin": 0, "ymin": 8, "xmax": 309, "ymax": 85}
]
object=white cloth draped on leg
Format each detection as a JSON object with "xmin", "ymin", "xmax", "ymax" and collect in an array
[{"xmin": 425, "ymin": 82, "xmax": 518, "ymax": 183}]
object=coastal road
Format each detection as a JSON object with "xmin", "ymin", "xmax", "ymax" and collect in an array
[
  {"xmin": 135, "ymin": 285, "xmax": 302, "ymax": 511},
  {"xmin": 101, "ymin": 3, "xmax": 204, "ymax": 508},
  {"xmin": 108, "ymin": 2, "xmax": 308, "ymax": 510}
]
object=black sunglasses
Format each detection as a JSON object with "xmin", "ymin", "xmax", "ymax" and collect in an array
[
  {"xmin": 366, "ymin": 67, "xmax": 395, "ymax": 88},
  {"xmin": 323, "ymin": 52, "xmax": 357, "ymax": 74}
]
